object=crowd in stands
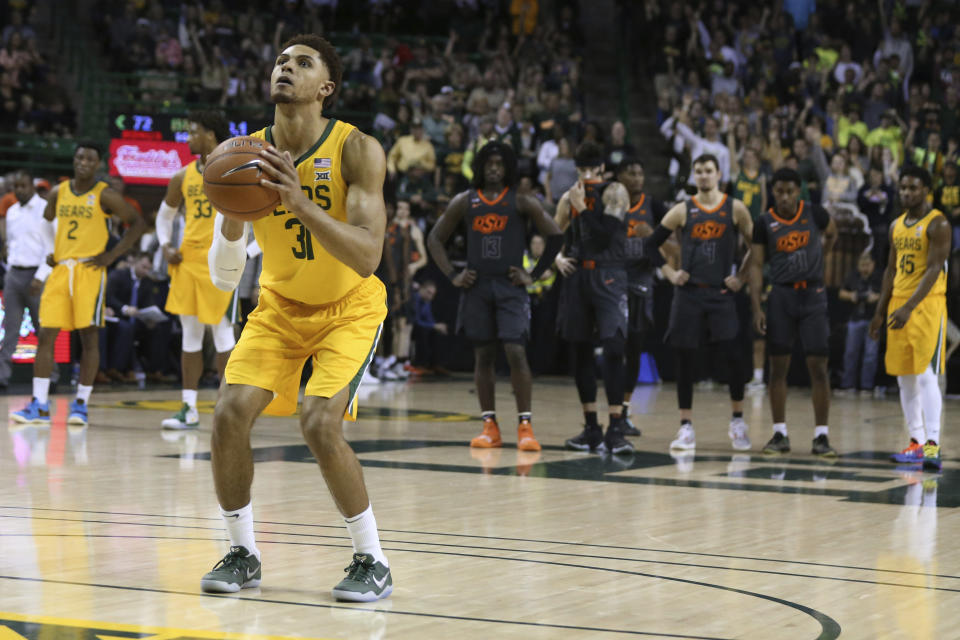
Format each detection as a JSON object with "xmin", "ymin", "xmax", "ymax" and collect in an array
[
  {"xmin": 0, "ymin": 5, "xmax": 74, "ymax": 136},
  {"xmin": 2, "ymin": 0, "xmax": 957, "ymax": 392}
]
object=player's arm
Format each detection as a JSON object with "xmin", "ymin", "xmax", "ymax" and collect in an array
[
  {"xmin": 94, "ymin": 187, "xmax": 146, "ymax": 267},
  {"xmin": 552, "ymin": 192, "xmax": 578, "ymax": 276},
  {"xmin": 729, "ymin": 199, "xmax": 753, "ymax": 291},
  {"xmin": 260, "ymin": 130, "xmax": 387, "ymax": 278},
  {"xmin": 426, "ymin": 191, "xmax": 475, "ymax": 288},
  {"xmin": 407, "ymin": 223, "xmax": 428, "ymax": 276},
  {"xmin": 749, "ymin": 229, "xmax": 767, "ymax": 335},
  {"xmin": 869, "ymin": 226, "xmax": 900, "ymax": 340},
  {"xmin": 158, "ymin": 168, "xmax": 185, "ymax": 264},
  {"xmin": 647, "ymin": 202, "xmax": 688, "ymax": 285},
  {"xmin": 576, "ymin": 181, "xmax": 629, "ymax": 244},
  {"xmin": 518, "ymin": 192, "xmax": 563, "ymax": 281},
  {"xmin": 886, "ymin": 215, "xmax": 951, "ymax": 330},
  {"xmin": 31, "ymin": 185, "xmax": 59, "ymax": 288}
]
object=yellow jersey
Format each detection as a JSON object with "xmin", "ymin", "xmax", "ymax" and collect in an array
[
  {"xmin": 180, "ymin": 159, "xmax": 216, "ymax": 251},
  {"xmin": 53, "ymin": 180, "xmax": 110, "ymax": 262},
  {"xmin": 251, "ymin": 119, "xmax": 367, "ymax": 305},
  {"xmin": 891, "ymin": 208, "xmax": 947, "ymax": 298}
]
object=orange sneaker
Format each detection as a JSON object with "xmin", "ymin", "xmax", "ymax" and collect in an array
[
  {"xmin": 517, "ymin": 419, "xmax": 541, "ymax": 451},
  {"xmin": 890, "ymin": 440, "xmax": 924, "ymax": 463},
  {"xmin": 470, "ymin": 417, "xmax": 502, "ymax": 448}
]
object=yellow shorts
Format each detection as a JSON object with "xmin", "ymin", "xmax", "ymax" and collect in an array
[
  {"xmin": 225, "ymin": 276, "xmax": 387, "ymax": 419},
  {"xmin": 165, "ymin": 245, "xmax": 239, "ymax": 324},
  {"xmin": 885, "ymin": 294, "xmax": 947, "ymax": 376},
  {"xmin": 39, "ymin": 261, "xmax": 106, "ymax": 331}
]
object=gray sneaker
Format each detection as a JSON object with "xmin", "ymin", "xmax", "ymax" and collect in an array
[
  {"xmin": 332, "ymin": 553, "xmax": 393, "ymax": 602},
  {"xmin": 762, "ymin": 432, "xmax": 791, "ymax": 454},
  {"xmin": 200, "ymin": 546, "xmax": 261, "ymax": 593}
]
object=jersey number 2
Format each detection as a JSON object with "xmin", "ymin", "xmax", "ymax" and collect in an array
[{"xmin": 66, "ymin": 220, "xmax": 78, "ymax": 240}]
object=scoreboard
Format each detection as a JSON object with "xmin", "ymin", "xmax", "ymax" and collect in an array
[{"xmin": 107, "ymin": 112, "xmax": 256, "ymax": 185}]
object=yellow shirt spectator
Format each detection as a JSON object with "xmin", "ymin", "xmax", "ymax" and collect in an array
[{"xmin": 387, "ymin": 125, "xmax": 436, "ymax": 175}]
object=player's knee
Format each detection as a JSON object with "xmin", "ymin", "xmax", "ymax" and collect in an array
[
  {"xmin": 213, "ymin": 320, "xmax": 236, "ymax": 353},
  {"xmin": 180, "ymin": 315, "xmax": 205, "ymax": 352},
  {"xmin": 601, "ymin": 336, "xmax": 625, "ymax": 360},
  {"xmin": 212, "ymin": 397, "xmax": 252, "ymax": 436},
  {"xmin": 502, "ymin": 341, "xmax": 528, "ymax": 367},
  {"xmin": 299, "ymin": 404, "xmax": 343, "ymax": 450},
  {"xmin": 806, "ymin": 356, "xmax": 829, "ymax": 382},
  {"xmin": 473, "ymin": 342, "xmax": 497, "ymax": 367}
]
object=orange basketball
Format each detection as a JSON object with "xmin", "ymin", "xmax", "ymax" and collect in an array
[{"xmin": 202, "ymin": 136, "xmax": 281, "ymax": 221}]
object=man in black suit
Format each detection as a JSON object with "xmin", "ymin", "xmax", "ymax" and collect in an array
[{"xmin": 101, "ymin": 252, "xmax": 172, "ymax": 381}]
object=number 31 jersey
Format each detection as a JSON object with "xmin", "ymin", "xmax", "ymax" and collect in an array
[
  {"xmin": 891, "ymin": 208, "xmax": 947, "ymax": 298},
  {"xmin": 251, "ymin": 119, "xmax": 363, "ymax": 305}
]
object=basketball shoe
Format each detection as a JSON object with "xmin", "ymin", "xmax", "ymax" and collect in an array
[
  {"xmin": 669, "ymin": 424, "xmax": 696, "ymax": 450},
  {"xmin": 200, "ymin": 546, "xmax": 261, "ymax": 593},
  {"xmin": 890, "ymin": 440, "xmax": 924, "ymax": 464},
  {"xmin": 67, "ymin": 399, "xmax": 88, "ymax": 427},
  {"xmin": 762, "ymin": 432, "xmax": 790, "ymax": 454},
  {"xmin": 811, "ymin": 434, "xmax": 837, "ymax": 457},
  {"xmin": 470, "ymin": 416, "xmax": 502, "ymax": 448},
  {"xmin": 603, "ymin": 418, "xmax": 635, "ymax": 454},
  {"xmin": 621, "ymin": 406, "xmax": 641, "ymax": 436},
  {"xmin": 10, "ymin": 398, "xmax": 50, "ymax": 424},
  {"xmin": 565, "ymin": 424, "xmax": 604, "ymax": 452},
  {"xmin": 922, "ymin": 441, "xmax": 942, "ymax": 472},
  {"xmin": 728, "ymin": 417, "xmax": 751, "ymax": 450},
  {"xmin": 161, "ymin": 403, "xmax": 200, "ymax": 430},
  {"xmin": 332, "ymin": 553, "xmax": 393, "ymax": 602},
  {"xmin": 516, "ymin": 419, "xmax": 540, "ymax": 451}
]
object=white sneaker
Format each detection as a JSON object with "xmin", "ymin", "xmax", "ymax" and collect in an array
[
  {"xmin": 361, "ymin": 370, "xmax": 380, "ymax": 386},
  {"xmin": 378, "ymin": 366, "xmax": 400, "ymax": 381},
  {"xmin": 728, "ymin": 417, "xmax": 751, "ymax": 450},
  {"xmin": 670, "ymin": 424, "xmax": 696, "ymax": 450},
  {"xmin": 746, "ymin": 379, "xmax": 766, "ymax": 392},
  {"xmin": 161, "ymin": 403, "xmax": 200, "ymax": 430},
  {"xmin": 391, "ymin": 362, "xmax": 410, "ymax": 379}
]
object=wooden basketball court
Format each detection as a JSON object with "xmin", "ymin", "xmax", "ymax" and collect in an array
[{"xmin": 0, "ymin": 377, "xmax": 956, "ymax": 639}]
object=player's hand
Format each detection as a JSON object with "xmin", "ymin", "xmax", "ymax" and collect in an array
[
  {"xmin": 508, "ymin": 265, "xmax": 533, "ymax": 287},
  {"xmin": 568, "ymin": 180, "xmax": 587, "ymax": 212},
  {"xmin": 869, "ymin": 313, "xmax": 884, "ymax": 340},
  {"xmin": 887, "ymin": 305, "xmax": 912, "ymax": 330},
  {"xmin": 29, "ymin": 278, "xmax": 43, "ymax": 297},
  {"xmin": 163, "ymin": 244, "xmax": 183, "ymax": 265},
  {"xmin": 451, "ymin": 268, "xmax": 477, "ymax": 288},
  {"xmin": 753, "ymin": 309, "xmax": 767, "ymax": 335},
  {"xmin": 434, "ymin": 322, "xmax": 448, "ymax": 335},
  {"xmin": 723, "ymin": 275, "xmax": 743, "ymax": 292},
  {"xmin": 555, "ymin": 254, "xmax": 577, "ymax": 276},
  {"xmin": 669, "ymin": 269, "xmax": 690, "ymax": 286},
  {"xmin": 89, "ymin": 251, "xmax": 113, "ymax": 268},
  {"xmin": 46, "ymin": 254, "xmax": 56, "ymax": 267},
  {"xmin": 633, "ymin": 221, "xmax": 654, "ymax": 238},
  {"xmin": 258, "ymin": 147, "xmax": 311, "ymax": 215}
]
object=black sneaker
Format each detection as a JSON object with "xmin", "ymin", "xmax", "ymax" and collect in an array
[
  {"xmin": 622, "ymin": 411, "xmax": 641, "ymax": 437},
  {"xmin": 565, "ymin": 425, "xmax": 604, "ymax": 452},
  {"xmin": 811, "ymin": 434, "xmax": 838, "ymax": 457},
  {"xmin": 603, "ymin": 420, "xmax": 635, "ymax": 455},
  {"xmin": 762, "ymin": 432, "xmax": 791, "ymax": 454}
]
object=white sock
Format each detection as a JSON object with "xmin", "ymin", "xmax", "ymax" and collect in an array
[
  {"xmin": 221, "ymin": 503, "xmax": 259, "ymax": 558},
  {"xmin": 753, "ymin": 368, "xmax": 763, "ymax": 382},
  {"xmin": 183, "ymin": 388, "xmax": 198, "ymax": 409},
  {"xmin": 917, "ymin": 365, "xmax": 942, "ymax": 444},
  {"xmin": 814, "ymin": 425, "xmax": 829, "ymax": 438},
  {"xmin": 76, "ymin": 384, "xmax": 93, "ymax": 403},
  {"xmin": 898, "ymin": 374, "xmax": 925, "ymax": 443},
  {"xmin": 345, "ymin": 504, "xmax": 388, "ymax": 567},
  {"xmin": 33, "ymin": 377, "xmax": 50, "ymax": 404},
  {"xmin": 773, "ymin": 422, "xmax": 787, "ymax": 436}
]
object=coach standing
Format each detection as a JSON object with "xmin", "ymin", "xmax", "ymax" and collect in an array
[{"xmin": 0, "ymin": 172, "xmax": 49, "ymax": 389}]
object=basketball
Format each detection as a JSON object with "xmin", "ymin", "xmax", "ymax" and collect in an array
[{"xmin": 202, "ymin": 135, "xmax": 281, "ymax": 221}]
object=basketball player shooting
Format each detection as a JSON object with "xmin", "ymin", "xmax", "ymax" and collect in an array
[{"xmin": 201, "ymin": 34, "xmax": 393, "ymax": 602}]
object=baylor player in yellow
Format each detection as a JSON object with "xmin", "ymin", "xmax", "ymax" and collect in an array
[
  {"xmin": 10, "ymin": 141, "xmax": 144, "ymax": 427},
  {"xmin": 871, "ymin": 166, "xmax": 951, "ymax": 472},
  {"xmin": 156, "ymin": 111, "xmax": 238, "ymax": 431},
  {"xmin": 199, "ymin": 34, "xmax": 392, "ymax": 602}
]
